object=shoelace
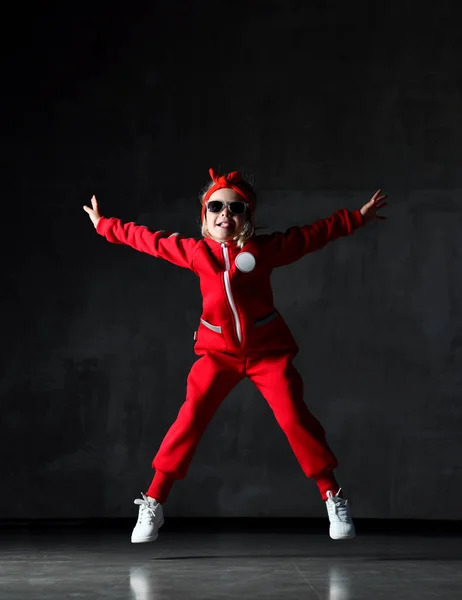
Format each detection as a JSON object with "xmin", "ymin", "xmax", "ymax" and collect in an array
[
  {"xmin": 134, "ymin": 493, "xmax": 158, "ymax": 524},
  {"xmin": 327, "ymin": 488, "xmax": 350, "ymax": 519}
]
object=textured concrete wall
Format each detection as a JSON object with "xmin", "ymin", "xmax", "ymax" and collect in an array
[{"xmin": 2, "ymin": 1, "xmax": 461, "ymax": 518}]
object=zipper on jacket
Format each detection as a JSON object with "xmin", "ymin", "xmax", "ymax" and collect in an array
[{"xmin": 221, "ymin": 243, "xmax": 242, "ymax": 344}]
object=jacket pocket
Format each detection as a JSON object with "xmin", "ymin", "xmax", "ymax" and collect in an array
[
  {"xmin": 200, "ymin": 319, "xmax": 222, "ymax": 334},
  {"xmin": 247, "ymin": 311, "xmax": 298, "ymax": 352},
  {"xmin": 254, "ymin": 311, "xmax": 278, "ymax": 328},
  {"xmin": 195, "ymin": 318, "xmax": 227, "ymax": 352}
]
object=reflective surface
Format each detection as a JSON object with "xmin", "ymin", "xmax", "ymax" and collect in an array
[{"xmin": 1, "ymin": 526, "xmax": 461, "ymax": 599}]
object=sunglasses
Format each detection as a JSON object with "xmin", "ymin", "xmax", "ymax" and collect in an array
[{"xmin": 206, "ymin": 200, "xmax": 248, "ymax": 216}]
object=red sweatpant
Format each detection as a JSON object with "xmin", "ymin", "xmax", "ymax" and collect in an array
[{"xmin": 146, "ymin": 351, "xmax": 339, "ymax": 502}]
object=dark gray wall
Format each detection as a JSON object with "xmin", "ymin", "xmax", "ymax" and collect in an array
[{"xmin": 2, "ymin": 1, "xmax": 461, "ymax": 519}]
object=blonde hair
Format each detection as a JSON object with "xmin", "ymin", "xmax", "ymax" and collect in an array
[{"xmin": 199, "ymin": 179, "xmax": 256, "ymax": 249}]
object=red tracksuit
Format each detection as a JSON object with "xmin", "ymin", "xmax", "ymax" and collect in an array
[{"xmin": 96, "ymin": 207, "xmax": 365, "ymax": 501}]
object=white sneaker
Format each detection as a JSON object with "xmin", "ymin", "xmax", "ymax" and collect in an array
[
  {"xmin": 131, "ymin": 493, "xmax": 164, "ymax": 543},
  {"xmin": 326, "ymin": 488, "xmax": 356, "ymax": 540}
]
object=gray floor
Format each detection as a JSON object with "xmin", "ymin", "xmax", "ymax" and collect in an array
[{"xmin": 1, "ymin": 526, "xmax": 461, "ymax": 599}]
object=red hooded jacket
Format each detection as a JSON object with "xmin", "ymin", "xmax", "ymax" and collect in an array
[{"xmin": 96, "ymin": 208, "xmax": 364, "ymax": 355}]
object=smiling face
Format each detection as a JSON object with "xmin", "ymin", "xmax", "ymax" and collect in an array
[{"xmin": 204, "ymin": 188, "xmax": 247, "ymax": 243}]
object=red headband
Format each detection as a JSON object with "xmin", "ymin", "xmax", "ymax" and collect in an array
[{"xmin": 201, "ymin": 168, "xmax": 256, "ymax": 220}]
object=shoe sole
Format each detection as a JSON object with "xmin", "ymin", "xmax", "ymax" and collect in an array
[
  {"xmin": 131, "ymin": 533, "xmax": 159, "ymax": 543},
  {"xmin": 330, "ymin": 532, "xmax": 356, "ymax": 540},
  {"xmin": 131, "ymin": 518, "xmax": 164, "ymax": 544}
]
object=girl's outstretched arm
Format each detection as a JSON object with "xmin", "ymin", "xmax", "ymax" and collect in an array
[
  {"xmin": 266, "ymin": 190, "xmax": 387, "ymax": 267},
  {"xmin": 83, "ymin": 195, "xmax": 198, "ymax": 271}
]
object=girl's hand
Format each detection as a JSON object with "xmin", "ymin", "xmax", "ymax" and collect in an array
[
  {"xmin": 360, "ymin": 189, "xmax": 387, "ymax": 224},
  {"xmin": 83, "ymin": 195, "xmax": 102, "ymax": 228}
]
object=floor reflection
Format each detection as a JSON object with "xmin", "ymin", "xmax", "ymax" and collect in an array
[
  {"xmin": 328, "ymin": 566, "xmax": 350, "ymax": 600},
  {"xmin": 130, "ymin": 566, "xmax": 157, "ymax": 600},
  {"xmin": 129, "ymin": 562, "xmax": 353, "ymax": 600}
]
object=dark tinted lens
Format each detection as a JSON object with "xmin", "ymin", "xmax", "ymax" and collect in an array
[
  {"xmin": 207, "ymin": 201, "xmax": 224, "ymax": 213},
  {"xmin": 229, "ymin": 202, "xmax": 246, "ymax": 215}
]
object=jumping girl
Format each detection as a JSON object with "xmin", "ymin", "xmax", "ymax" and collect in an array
[{"xmin": 83, "ymin": 168, "xmax": 387, "ymax": 543}]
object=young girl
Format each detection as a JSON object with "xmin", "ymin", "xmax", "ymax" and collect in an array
[{"xmin": 83, "ymin": 168, "xmax": 387, "ymax": 543}]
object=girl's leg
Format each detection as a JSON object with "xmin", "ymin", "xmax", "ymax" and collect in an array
[
  {"xmin": 246, "ymin": 352, "xmax": 339, "ymax": 500},
  {"xmin": 149, "ymin": 350, "xmax": 245, "ymax": 501}
]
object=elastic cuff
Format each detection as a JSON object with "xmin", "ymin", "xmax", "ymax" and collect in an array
[
  {"xmin": 350, "ymin": 209, "xmax": 365, "ymax": 229},
  {"xmin": 95, "ymin": 215, "xmax": 109, "ymax": 235},
  {"xmin": 315, "ymin": 472, "xmax": 341, "ymax": 501},
  {"xmin": 146, "ymin": 470, "xmax": 175, "ymax": 504}
]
